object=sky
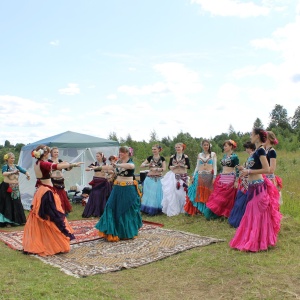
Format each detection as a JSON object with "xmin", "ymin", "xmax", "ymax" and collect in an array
[{"xmin": 0, "ymin": 0, "xmax": 300, "ymax": 146}]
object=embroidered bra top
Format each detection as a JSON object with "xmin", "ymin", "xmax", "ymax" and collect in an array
[
  {"xmin": 147, "ymin": 155, "xmax": 165, "ymax": 168},
  {"xmin": 168, "ymin": 154, "xmax": 190, "ymax": 169},
  {"xmin": 195, "ymin": 152, "xmax": 217, "ymax": 176},
  {"xmin": 116, "ymin": 158, "xmax": 135, "ymax": 177},
  {"xmin": 220, "ymin": 153, "xmax": 239, "ymax": 168},
  {"xmin": 246, "ymin": 147, "xmax": 266, "ymax": 170},
  {"xmin": 88, "ymin": 161, "xmax": 106, "ymax": 172}
]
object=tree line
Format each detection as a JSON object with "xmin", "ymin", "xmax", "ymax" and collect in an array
[{"xmin": 1, "ymin": 104, "xmax": 299, "ymax": 173}]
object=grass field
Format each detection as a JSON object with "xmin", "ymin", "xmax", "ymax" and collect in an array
[{"xmin": 0, "ymin": 150, "xmax": 299, "ymax": 300}]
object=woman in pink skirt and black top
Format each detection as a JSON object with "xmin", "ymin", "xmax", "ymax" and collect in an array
[
  {"xmin": 204, "ymin": 140, "xmax": 239, "ymax": 220},
  {"xmin": 230, "ymin": 128, "xmax": 281, "ymax": 252}
]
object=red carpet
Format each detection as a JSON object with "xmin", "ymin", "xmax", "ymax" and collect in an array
[{"xmin": 0, "ymin": 219, "xmax": 163, "ymax": 251}]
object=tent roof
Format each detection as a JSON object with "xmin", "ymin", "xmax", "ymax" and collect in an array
[{"xmin": 22, "ymin": 131, "xmax": 119, "ymax": 150}]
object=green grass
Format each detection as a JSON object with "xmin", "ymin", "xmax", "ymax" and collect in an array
[{"xmin": 0, "ymin": 150, "xmax": 300, "ymax": 300}]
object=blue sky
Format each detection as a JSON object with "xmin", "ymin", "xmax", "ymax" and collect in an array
[{"xmin": 0, "ymin": 0, "xmax": 299, "ymax": 145}]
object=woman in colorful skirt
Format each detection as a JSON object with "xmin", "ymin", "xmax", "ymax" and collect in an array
[
  {"xmin": 95, "ymin": 146, "xmax": 142, "ymax": 242},
  {"xmin": 140, "ymin": 144, "xmax": 166, "ymax": 216},
  {"xmin": 204, "ymin": 140, "xmax": 239, "ymax": 220},
  {"xmin": 0, "ymin": 152, "xmax": 30, "ymax": 227},
  {"xmin": 228, "ymin": 141, "xmax": 256, "ymax": 228},
  {"xmin": 265, "ymin": 131, "xmax": 283, "ymax": 206},
  {"xmin": 22, "ymin": 145, "xmax": 83, "ymax": 256},
  {"xmin": 161, "ymin": 143, "xmax": 190, "ymax": 217},
  {"xmin": 82, "ymin": 152, "xmax": 111, "ymax": 218},
  {"xmin": 184, "ymin": 140, "xmax": 217, "ymax": 216},
  {"xmin": 230, "ymin": 128, "xmax": 282, "ymax": 252},
  {"xmin": 48, "ymin": 147, "xmax": 72, "ymax": 215}
]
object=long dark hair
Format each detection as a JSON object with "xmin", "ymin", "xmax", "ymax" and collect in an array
[{"xmin": 253, "ymin": 128, "xmax": 267, "ymax": 143}]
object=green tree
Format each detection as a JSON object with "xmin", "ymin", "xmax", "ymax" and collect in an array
[
  {"xmin": 149, "ymin": 130, "xmax": 159, "ymax": 143},
  {"xmin": 253, "ymin": 118, "xmax": 264, "ymax": 129},
  {"xmin": 108, "ymin": 132, "xmax": 119, "ymax": 142},
  {"xmin": 267, "ymin": 104, "xmax": 292, "ymax": 131},
  {"xmin": 291, "ymin": 105, "xmax": 300, "ymax": 131}
]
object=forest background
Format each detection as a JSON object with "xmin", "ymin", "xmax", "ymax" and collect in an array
[{"xmin": 0, "ymin": 104, "xmax": 299, "ymax": 174}]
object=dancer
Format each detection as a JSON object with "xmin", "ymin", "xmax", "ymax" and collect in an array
[
  {"xmin": 161, "ymin": 143, "xmax": 190, "ymax": 217},
  {"xmin": 22, "ymin": 145, "xmax": 82, "ymax": 256},
  {"xmin": 82, "ymin": 152, "xmax": 112, "ymax": 218},
  {"xmin": 230, "ymin": 128, "xmax": 281, "ymax": 252},
  {"xmin": 140, "ymin": 144, "xmax": 166, "ymax": 216},
  {"xmin": 204, "ymin": 140, "xmax": 239, "ymax": 220},
  {"xmin": 184, "ymin": 140, "xmax": 217, "ymax": 216},
  {"xmin": 265, "ymin": 131, "xmax": 283, "ymax": 205},
  {"xmin": 95, "ymin": 146, "xmax": 142, "ymax": 242},
  {"xmin": 228, "ymin": 141, "xmax": 256, "ymax": 228},
  {"xmin": 48, "ymin": 147, "xmax": 72, "ymax": 214},
  {"xmin": 0, "ymin": 152, "xmax": 30, "ymax": 227}
]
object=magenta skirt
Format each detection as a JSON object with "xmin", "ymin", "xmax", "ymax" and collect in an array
[
  {"xmin": 229, "ymin": 178, "xmax": 281, "ymax": 252},
  {"xmin": 205, "ymin": 173, "xmax": 237, "ymax": 218}
]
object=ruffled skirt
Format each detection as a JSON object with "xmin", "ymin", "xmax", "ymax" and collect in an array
[
  {"xmin": 95, "ymin": 182, "xmax": 142, "ymax": 242},
  {"xmin": 184, "ymin": 171, "xmax": 213, "ymax": 216},
  {"xmin": 229, "ymin": 178, "xmax": 282, "ymax": 252},
  {"xmin": 0, "ymin": 182, "xmax": 26, "ymax": 226},
  {"xmin": 82, "ymin": 177, "xmax": 112, "ymax": 218},
  {"xmin": 141, "ymin": 176, "xmax": 163, "ymax": 216},
  {"xmin": 161, "ymin": 171, "xmax": 188, "ymax": 217},
  {"xmin": 204, "ymin": 174, "xmax": 237, "ymax": 219}
]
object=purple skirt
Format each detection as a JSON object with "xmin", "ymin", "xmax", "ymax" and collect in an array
[{"xmin": 82, "ymin": 177, "xmax": 111, "ymax": 218}]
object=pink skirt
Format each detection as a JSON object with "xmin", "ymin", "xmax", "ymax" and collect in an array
[
  {"xmin": 205, "ymin": 173, "xmax": 237, "ymax": 218},
  {"xmin": 229, "ymin": 178, "xmax": 281, "ymax": 252}
]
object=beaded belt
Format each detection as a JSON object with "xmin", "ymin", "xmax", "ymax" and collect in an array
[{"xmin": 114, "ymin": 180, "xmax": 135, "ymax": 186}]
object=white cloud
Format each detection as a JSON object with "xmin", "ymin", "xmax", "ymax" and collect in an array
[
  {"xmin": 58, "ymin": 83, "xmax": 80, "ymax": 96},
  {"xmin": 106, "ymin": 94, "xmax": 117, "ymax": 100},
  {"xmin": 49, "ymin": 39, "xmax": 60, "ymax": 46},
  {"xmin": 191, "ymin": 0, "xmax": 270, "ymax": 17}
]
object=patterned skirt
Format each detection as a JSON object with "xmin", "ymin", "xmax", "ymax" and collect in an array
[{"xmin": 184, "ymin": 171, "xmax": 214, "ymax": 216}]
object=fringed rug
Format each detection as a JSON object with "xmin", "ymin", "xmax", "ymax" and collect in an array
[
  {"xmin": 0, "ymin": 219, "xmax": 163, "ymax": 251},
  {"xmin": 36, "ymin": 228, "xmax": 224, "ymax": 277}
]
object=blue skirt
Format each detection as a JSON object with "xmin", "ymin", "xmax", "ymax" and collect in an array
[
  {"xmin": 141, "ymin": 176, "xmax": 163, "ymax": 216},
  {"xmin": 228, "ymin": 190, "xmax": 249, "ymax": 228}
]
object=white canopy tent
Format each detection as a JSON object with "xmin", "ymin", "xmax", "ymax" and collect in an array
[{"xmin": 18, "ymin": 131, "xmax": 119, "ymax": 210}]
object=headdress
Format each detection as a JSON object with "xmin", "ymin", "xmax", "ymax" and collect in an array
[
  {"xmin": 31, "ymin": 147, "xmax": 47, "ymax": 159},
  {"xmin": 229, "ymin": 139, "xmax": 237, "ymax": 149},
  {"xmin": 3, "ymin": 154, "xmax": 9, "ymax": 161}
]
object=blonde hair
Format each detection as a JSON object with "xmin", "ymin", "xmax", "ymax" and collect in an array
[
  {"xmin": 267, "ymin": 131, "xmax": 277, "ymax": 145},
  {"xmin": 3, "ymin": 152, "xmax": 14, "ymax": 162}
]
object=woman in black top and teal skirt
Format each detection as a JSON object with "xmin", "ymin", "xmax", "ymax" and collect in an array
[
  {"xmin": 230, "ymin": 128, "xmax": 281, "ymax": 252},
  {"xmin": 140, "ymin": 144, "xmax": 166, "ymax": 216},
  {"xmin": 95, "ymin": 146, "xmax": 142, "ymax": 242},
  {"xmin": 204, "ymin": 140, "xmax": 239, "ymax": 220}
]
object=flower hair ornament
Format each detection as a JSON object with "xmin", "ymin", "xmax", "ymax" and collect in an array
[
  {"xmin": 157, "ymin": 145, "xmax": 163, "ymax": 152},
  {"xmin": 229, "ymin": 139, "xmax": 237, "ymax": 149},
  {"xmin": 31, "ymin": 148, "xmax": 46, "ymax": 159},
  {"xmin": 128, "ymin": 147, "xmax": 134, "ymax": 156},
  {"xmin": 3, "ymin": 154, "xmax": 9, "ymax": 161},
  {"xmin": 182, "ymin": 143, "xmax": 186, "ymax": 151},
  {"xmin": 260, "ymin": 130, "xmax": 267, "ymax": 141},
  {"xmin": 273, "ymin": 138, "xmax": 279, "ymax": 145}
]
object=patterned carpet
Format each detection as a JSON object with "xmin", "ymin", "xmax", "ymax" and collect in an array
[
  {"xmin": 36, "ymin": 227, "xmax": 223, "ymax": 277},
  {"xmin": 0, "ymin": 219, "xmax": 162, "ymax": 251}
]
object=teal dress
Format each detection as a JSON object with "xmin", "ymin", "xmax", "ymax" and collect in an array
[{"xmin": 95, "ymin": 159, "xmax": 142, "ymax": 241}]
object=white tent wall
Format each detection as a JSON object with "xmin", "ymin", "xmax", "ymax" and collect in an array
[{"xmin": 18, "ymin": 146, "xmax": 118, "ymax": 210}]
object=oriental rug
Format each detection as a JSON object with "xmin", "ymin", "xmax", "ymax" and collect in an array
[
  {"xmin": 36, "ymin": 228, "xmax": 224, "ymax": 277},
  {"xmin": 0, "ymin": 219, "xmax": 163, "ymax": 251}
]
